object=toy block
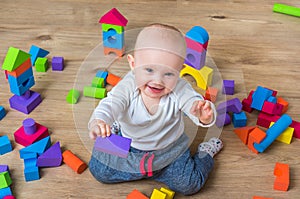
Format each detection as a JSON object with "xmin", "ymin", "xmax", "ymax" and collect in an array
[
  {"xmin": 107, "ymin": 73, "xmax": 121, "ymax": 86},
  {"xmin": 37, "ymin": 142, "xmax": 62, "ymax": 167},
  {"xmin": 267, "ymin": 96, "xmax": 277, "ymax": 103},
  {"xmin": 2, "ymin": 47, "xmax": 31, "ymax": 72},
  {"xmin": 0, "ymin": 187, "xmax": 12, "ymax": 198},
  {"xmin": 29, "ymin": 45, "xmax": 49, "ymax": 66},
  {"xmin": 269, "ymin": 122, "xmax": 294, "ymax": 144},
  {"xmin": 185, "ymin": 36, "xmax": 206, "ymax": 52},
  {"xmin": 185, "ymin": 26, "xmax": 209, "ymax": 45},
  {"xmin": 103, "ymin": 30, "xmax": 124, "ymax": 49},
  {"xmin": 256, "ymin": 112, "xmax": 280, "ymax": 128},
  {"xmin": 160, "ymin": 187, "xmax": 175, "ymax": 199},
  {"xmin": 51, "ymin": 56, "xmax": 64, "ymax": 71},
  {"xmin": 232, "ymin": 111, "xmax": 247, "ymax": 127},
  {"xmin": 4, "ymin": 70, "xmax": 8, "ymax": 80},
  {"xmin": 247, "ymin": 127, "xmax": 266, "ymax": 154},
  {"xmin": 94, "ymin": 133, "xmax": 132, "ymax": 158},
  {"xmin": 234, "ymin": 126, "xmax": 257, "ymax": 144},
  {"xmin": 19, "ymin": 136, "xmax": 51, "ymax": 157},
  {"xmin": 0, "ymin": 135, "xmax": 12, "ymax": 155},
  {"xmin": 8, "ymin": 66, "xmax": 35, "ymax": 96},
  {"xmin": 0, "ymin": 171, "xmax": 12, "ymax": 189},
  {"xmin": 253, "ymin": 196, "xmax": 273, "ymax": 199},
  {"xmin": 23, "ymin": 118, "xmax": 36, "ymax": 135},
  {"xmin": 254, "ymin": 114, "xmax": 292, "ymax": 153},
  {"xmin": 103, "ymin": 46, "xmax": 125, "ymax": 57},
  {"xmin": 0, "ymin": 106, "xmax": 6, "ymax": 121},
  {"xmin": 291, "ymin": 120, "xmax": 300, "ymax": 139},
  {"xmin": 215, "ymin": 113, "xmax": 231, "ymax": 128},
  {"xmin": 217, "ymin": 98, "xmax": 242, "ymax": 114},
  {"xmin": 277, "ymin": 97, "xmax": 288, "ymax": 114},
  {"xmin": 274, "ymin": 162, "xmax": 289, "ymax": 191},
  {"xmin": 127, "ymin": 189, "xmax": 149, "ymax": 199},
  {"xmin": 20, "ymin": 152, "xmax": 37, "ymax": 160},
  {"xmin": 62, "ymin": 150, "xmax": 87, "ymax": 174},
  {"xmin": 3, "ymin": 195, "xmax": 15, "ymax": 199},
  {"xmin": 83, "ymin": 86, "xmax": 107, "ymax": 99},
  {"xmin": 66, "ymin": 89, "xmax": 80, "ymax": 104},
  {"xmin": 150, "ymin": 189, "xmax": 167, "ymax": 199},
  {"xmin": 102, "ymin": 23, "xmax": 124, "ymax": 34},
  {"xmin": 96, "ymin": 70, "xmax": 108, "ymax": 80},
  {"xmin": 242, "ymin": 98, "xmax": 253, "ymax": 113},
  {"xmin": 99, "ymin": 8, "xmax": 128, "ymax": 26},
  {"xmin": 247, "ymin": 90, "xmax": 254, "ymax": 100},
  {"xmin": 199, "ymin": 66, "xmax": 213, "ymax": 87},
  {"xmin": 0, "ymin": 165, "xmax": 9, "ymax": 173},
  {"xmin": 9, "ymin": 90, "xmax": 42, "ymax": 114},
  {"xmin": 24, "ymin": 166, "xmax": 40, "ymax": 182},
  {"xmin": 91, "ymin": 77, "xmax": 105, "ymax": 88},
  {"xmin": 205, "ymin": 87, "xmax": 218, "ymax": 103},
  {"xmin": 262, "ymin": 101, "xmax": 276, "ymax": 115},
  {"xmin": 251, "ymin": 86, "xmax": 273, "ymax": 111},
  {"xmin": 24, "ymin": 158, "xmax": 37, "ymax": 169},
  {"xmin": 6, "ymin": 58, "xmax": 31, "ymax": 77},
  {"xmin": 14, "ymin": 120, "xmax": 49, "ymax": 147},
  {"xmin": 184, "ymin": 48, "xmax": 206, "ymax": 70},
  {"xmin": 35, "ymin": 57, "xmax": 48, "ymax": 72},
  {"xmin": 222, "ymin": 80, "xmax": 235, "ymax": 95}
]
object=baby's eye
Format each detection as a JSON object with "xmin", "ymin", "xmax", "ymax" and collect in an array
[
  {"xmin": 145, "ymin": 68, "xmax": 153, "ymax": 73},
  {"xmin": 165, "ymin": 72, "xmax": 174, "ymax": 77}
]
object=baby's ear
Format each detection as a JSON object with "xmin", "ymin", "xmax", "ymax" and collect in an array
[{"xmin": 127, "ymin": 54, "xmax": 135, "ymax": 70}]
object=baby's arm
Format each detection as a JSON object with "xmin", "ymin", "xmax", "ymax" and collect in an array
[
  {"xmin": 190, "ymin": 100, "xmax": 214, "ymax": 125},
  {"xmin": 89, "ymin": 119, "xmax": 111, "ymax": 140}
]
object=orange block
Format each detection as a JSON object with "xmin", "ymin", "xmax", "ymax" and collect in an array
[
  {"xmin": 205, "ymin": 87, "xmax": 218, "ymax": 102},
  {"xmin": 247, "ymin": 127, "xmax": 266, "ymax": 154},
  {"xmin": 7, "ymin": 58, "xmax": 31, "ymax": 77},
  {"xmin": 62, "ymin": 150, "xmax": 87, "ymax": 174},
  {"xmin": 107, "ymin": 73, "xmax": 122, "ymax": 86},
  {"xmin": 127, "ymin": 189, "xmax": 149, "ymax": 199},
  {"xmin": 104, "ymin": 46, "xmax": 125, "ymax": 57},
  {"xmin": 274, "ymin": 162, "xmax": 289, "ymax": 191},
  {"xmin": 253, "ymin": 196, "xmax": 273, "ymax": 199},
  {"xmin": 277, "ymin": 97, "xmax": 288, "ymax": 114},
  {"xmin": 234, "ymin": 126, "xmax": 256, "ymax": 144}
]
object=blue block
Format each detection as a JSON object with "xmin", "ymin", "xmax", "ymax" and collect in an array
[
  {"xmin": 19, "ymin": 136, "xmax": 51, "ymax": 157},
  {"xmin": 0, "ymin": 135, "xmax": 13, "ymax": 155},
  {"xmin": 24, "ymin": 158, "xmax": 38, "ymax": 168},
  {"xmin": 267, "ymin": 96, "xmax": 277, "ymax": 103},
  {"xmin": 251, "ymin": 86, "xmax": 273, "ymax": 111},
  {"xmin": 8, "ymin": 67, "xmax": 35, "ymax": 96},
  {"xmin": 0, "ymin": 187, "xmax": 12, "ymax": 198},
  {"xmin": 102, "ymin": 30, "xmax": 124, "ymax": 49},
  {"xmin": 24, "ymin": 166, "xmax": 40, "ymax": 181},
  {"xmin": 232, "ymin": 111, "xmax": 247, "ymax": 127},
  {"xmin": 186, "ymin": 26, "xmax": 209, "ymax": 44},
  {"xmin": 96, "ymin": 70, "xmax": 108, "ymax": 86},
  {"xmin": 254, "ymin": 114, "xmax": 292, "ymax": 153},
  {"xmin": 29, "ymin": 45, "xmax": 49, "ymax": 66},
  {"xmin": 20, "ymin": 151, "xmax": 37, "ymax": 159},
  {"xmin": 0, "ymin": 106, "xmax": 6, "ymax": 120}
]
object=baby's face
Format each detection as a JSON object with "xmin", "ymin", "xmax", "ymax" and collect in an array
[{"xmin": 133, "ymin": 49, "xmax": 184, "ymax": 99}]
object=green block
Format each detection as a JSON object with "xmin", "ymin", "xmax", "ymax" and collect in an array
[
  {"xmin": 102, "ymin": 23, "xmax": 124, "ymax": 34},
  {"xmin": 273, "ymin": 3, "xmax": 300, "ymax": 17},
  {"xmin": 66, "ymin": 89, "xmax": 80, "ymax": 104},
  {"xmin": 83, "ymin": 86, "xmax": 107, "ymax": 99},
  {"xmin": 91, "ymin": 77, "xmax": 105, "ymax": 88},
  {"xmin": 0, "ymin": 171, "xmax": 12, "ymax": 189},
  {"xmin": 35, "ymin": 57, "xmax": 48, "ymax": 72},
  {"xmin": 2, "ymin": 47, "xmax": 31, "ymax": 72}
]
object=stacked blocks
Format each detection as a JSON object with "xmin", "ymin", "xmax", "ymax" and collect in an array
[
  {"xmin": 99, "ymin": 8, "xmax": 128, "ymax": 57},
  {"xmin": 234, "ymin": 126, "xmax": 256, "ymax": 144},
  {"xmin": 52, "ymin": 56, "xmax": 64, "ymax": 71},
  {"xmin": 272, "ymin": 122, "xmax": 294, "ymax": 144},
  {"xmin": 222, "ymin": 80, "xmax": 234, "ymax": 95},
  {"xmin": 62, "ymin": 150, "xmax": 87, "ymax": 174},
  {"xmin": 0, "ymin": 106, "xmax": 6, "ymax": 121},
  {"xmin": 0, "ymin": 136, "xmax": 13, "ymax": 155},
  {"xmin": 96, "ymin": 70, "xmax": 108, "ymax": 86},
  {"xmin": 2, "ymin": 47, "xmax": 42, "ymax": 114},
  {"xmin": 35, "ymin": 57, "xmax": 48, "ymax": 72},
  {"xmin": 274, "ymin": 162, "xmax": 289, "ymax": 191},
  {"xmin": 29, "ymin": 45, "xmax": 49, "ymax": 66},
  {"xmin": 0, "ymin": 166, "xmax": 13, "ymax": 198},
  {"xmin": 66, "ymin": 89, "xmax": 80, "ymax": 104}
]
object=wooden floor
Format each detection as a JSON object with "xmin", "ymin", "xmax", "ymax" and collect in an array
[{"xmin": 1, "ymin": 0, "xmax": 300, "ymax": 198}]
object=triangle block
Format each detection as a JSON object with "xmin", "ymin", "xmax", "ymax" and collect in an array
[
  {"xmin": 19, "ymin": 136, "xmax": 51, "ymax": 157},
  {"xmin": 29, "ymin": 45, "xmax": 50, "ymax": 66},
  {"xmin": 2, "ymin": 47, "xmax": 31, "ymax": 72},
  {"xmin": 37, "ymin": 142, "xmax": 62, "ymax": 167},
  {"xmin": 234, "ymin": 126, "xmax": 256, "ymax": 144},
  {"xmin": 99, "ymin": 8, "xmax": 128, "ymax": 26}
]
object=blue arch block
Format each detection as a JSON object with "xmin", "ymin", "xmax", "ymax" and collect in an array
[
  {"xmin": 102, "ymin": 29, "xmax": 124, "ymax": 49},
  {"xmin": 8, "ymin": 67, "xmax": 35, "ymax": 96},
  {"xmin": 186, "ymin": 26, "xmax": 209, "ymax": 44}
]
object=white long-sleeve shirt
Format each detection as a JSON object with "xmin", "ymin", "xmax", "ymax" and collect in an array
[{"xmin": 89, "ymin": 71, "xmax": 216, "ymax": 151}]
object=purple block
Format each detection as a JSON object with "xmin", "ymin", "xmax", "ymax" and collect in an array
[
  {"xmin": 0, "ymin": 165, "xmax": 9, "ymax": 173},
  {"xmin": 37, "ymin": 142, "xmax": 62, "ymax": 167},
  {"xmin": 217, "ymin": 98, "xmax": 242, "ymax": 114},
  {"xmin": 184, "ymin": 48, "xmax": 206, "ymax": 70},
  {"xmin": 216, "ymin": 113, "xmax": 231, "ymax": 128},
  {"xmin": 94, "ymin": 134, "xmax": 132, "ymax": 158},
  {"xmin": 222, "ymin": 80, "xmax": 235, "ymax": 95},
  {"xmin": 9, "ymin": 90, "xmax": 42, "ymax": 114},
  {"xmin": 23, "ymin": 118, "xmax": 36, "ymax": 135},
  {"xmin": 52, "ymin": 56, "xmax": 64, "ymax": 71}
]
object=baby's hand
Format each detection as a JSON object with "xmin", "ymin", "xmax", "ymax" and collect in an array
[
  {"xmin": 190, "ymin": 100, "xmax": 214, "ymax": 125},
  {"xmin": 89, "ymin": 119, "xmax": 111, "ymax": 140}
]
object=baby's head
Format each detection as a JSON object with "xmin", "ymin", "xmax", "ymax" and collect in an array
[{"xmin": 127, "ymin": 23, "xmax": 186, "ymax": 99}]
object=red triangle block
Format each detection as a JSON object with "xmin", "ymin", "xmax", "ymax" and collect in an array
[
  {"xmin": 234, "ymin": 126, "xmax": 256, "ymax": 144},
  {"xmin": 99, "ymin": 8, "xmax": 128, "ymax": 26},
  {"xmin": 37, "ymin": 142, "xmax": 62, "ymax": 167}
]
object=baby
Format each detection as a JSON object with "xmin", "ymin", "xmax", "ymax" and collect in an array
[{"xmin": 88, "ymin": 23, "xmax": 223, "ymax": 195}]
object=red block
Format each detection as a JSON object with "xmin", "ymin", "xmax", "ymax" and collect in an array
[
  {"xmin": 256, "ymin": 112, "xmax": 280, "ymax": 128},
  {"xmin": 274, "ymin": 162, "xmax": 289, "ymax": 191},
  {"xmin": 205, "ymin": 87, "xmax": 218, "ymax": 103},
  {"xmin": 291, "ymin": 120, "xmax": 300, "ymax": 139},
  {"xmin": 262, "ymin": 101, "xmax": 276, "ymax": 115},
  {"xmin": 274, "ymin": 103, "xmax": 284, "ymax": 115},
  {"xmin": 277, "ymin": 97, "xmax": 288, "ymax": 114},
  {"xmin": 242, "ymin": 98, "xmax": 253, "ymax": 113}
]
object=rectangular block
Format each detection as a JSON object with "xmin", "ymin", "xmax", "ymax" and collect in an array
[
  {"xmin": 8, "ymin": 66, "xmax": 35, "ymax": 96},
  {"xmin": 0, "ymin": 106, "xmax": 6, "ymax": 121},
  {"xmin": 277, "ymin": 97, "xmax": 288, "ymax": 114},
  {"xmin": 232, "ymin": 111, "xmax": 247, "ymax": 128},
  {"xmin": 0, "ymin": 165, "xmax": 9, "ymax": 173},
  {"xmin": 274, "ymin": 162, "xmax": 289, "ymax": 191},
  {"xmin": 251, "ymin": 86, "xmax": 273, "ymax": 111},
  {"xmin": 24, "ymin": 166, "xmax": 40, "ymax": 182},
  {"xmin": 0, "ymin": 135, "xmax": 12, "ymax": 155},
  {"xmin": 185, "ymin": 36, "xmax": 206, "ymax": 52},
  {"xmin": 184, "ymin": 48, "xmax": 206, "ymax": 70},
  {"xmin": 256, "ymin": 112, "xmax": 280, "ymax": 128},
  {"xmin": 6, "ymin": 58, "xmax": 31, "ymax": 77},
  {"xmin": 9, "ymin": 90, "xmax": 42, "ymax": 114},
  {"xmin": 271, "ymin": 122, "xmax": 294, "ymax": 144},
  {"xmin": 222, "ymin": 80, "xmax": 235, "ymax": 95},
  {"xmin": 104, "ymin": 46, "xmax": 125, "ymax": 57},
  {"xmin": 215, "ymin": 113, "xmax": 231, "ymax": 128},
  {"xmin": 103, "ymin": 30, "xmax": 124, "ymax": 49},
  {"xmin": 102, "ymin": 23, "xmax": 124, "ymax": 34},
  {"xmin": 242, "ymin": 98, "xmax": 253, "ymax": 113},
  {"xmin": 66, "ymin": 89, "xmax": 80, "ymax": 104},
  {"xmin": 83, "ymin": 86, "xmax": 107, "ymax": 99}
]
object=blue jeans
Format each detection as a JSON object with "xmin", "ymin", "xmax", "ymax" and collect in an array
[{"xmin": 89, "ymin": 135, "xmax": 214, "ymax": 196}]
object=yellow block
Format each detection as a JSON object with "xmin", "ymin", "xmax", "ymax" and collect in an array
[
  {"xmin": 150, "ymin": 189, "xmax": 166, "ymax": 199},
  {"xmin": 160, "ymin": 187, "xmax": 175, "ymax": 199},
  {"xmin": 180, "ymin": 64, "xmax": 213, "ymax": 90},
  {"xmin": 270, "ymin": 122, "xmax": 294, "ymax": 144}
]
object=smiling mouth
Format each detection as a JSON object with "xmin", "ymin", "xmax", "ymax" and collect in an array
[{"xmin": 147, "ymin": 85, "xmax": 164, "ymax": 93}]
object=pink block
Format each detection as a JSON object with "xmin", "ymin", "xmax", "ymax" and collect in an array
[
  {"xmin": 185, "ymin": 37, "xmax": 207, "ymax": 52},
  {"xmin": 291, "ymin": 120, "xmax": 300, "ymax": 139},
  {"xmin": 257, "ymin": 112, "xmax": 280, "ymax": 128},
  {"xmin": 274, "ymin": 103, "xmax": 284, "ymax": 115},
  {"xmin": 3, "ymin": 196, "xmax": 15, "ymax": 199},
  {"xmin": 14, "ymin": 122, "xmax": 49, "ymax": 147},
  {"xmin": 262, "ymin": 101, "xmax": 276, "ymax": 115},
  {"xmin": 242, "ymin": 98, "xmax": 253, "ymax": 113},
  {"xmin": 247, "ymin": 90, "xmax": 254, "ymax": 100},
  {"xmin": 99, "ymin": 8, "xmax": 128, "ymax": 26}
]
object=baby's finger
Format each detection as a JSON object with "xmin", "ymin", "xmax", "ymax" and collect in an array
[
  {"xmin": 203, "ymin": 101, "xmax": 211, "ymax": 110},
  {"xmin": 98, "ymin": 124, "xmax": 107, "ymax": 137},
  {"xmin": 105, "ymin": 125, "xmax": 111, "ymax": 137},
  {"xmin": 197, "ymin": 100, "xmax": 205, "ymax": 109}
]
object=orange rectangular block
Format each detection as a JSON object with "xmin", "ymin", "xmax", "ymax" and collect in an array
[
  {"xmin": 104, "ymin": 46, "xmax": 125, "ymax": 57},
  {"xmin": 274, "ymin": 162, "xmax": 289, "ymax": 191},
  {"xmin": 247, "ymin": 127, "xmax": 266, "ymax": 154},
  {"xmin": 277, "ymin": 97, "xmax": 288, "ymax": 114},
  {"xmin": 205, "ymin": 87, "xmax": 218, "ymax": 102},
  {"xmin": 7, "ymin": 58, "xmax": 31, "ymax": 77},
  {"xmin": 127, "ymin": 189, "xmax": 149, "ymax": 199},
  {"xmin": 107, "ymin": 73, "xmax": 122, "ymax": 86},
  {"xmin": 253, "ymin": 196, "xmax": 273, "ymax": 199}
]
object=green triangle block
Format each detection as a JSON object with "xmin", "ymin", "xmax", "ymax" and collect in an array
[
  {"xmin": 2, "ymin": 47, "xmax": 31, "ymax": 72},
  {"xmin": 19, "ymin": 136, "xmax": 51, "ymax": 157}
]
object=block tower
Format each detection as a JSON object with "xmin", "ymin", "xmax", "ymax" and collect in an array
[
  {"xmin": 2, "ymin": 47, "xmax": 42, "ymax": 114},
  {"xmin": 99, "ymin": 8, "xmax": 128, "ymax": 57},
  {"xmin": 180, "ymin": 26, "xmax": 213, "ymax": 90}
]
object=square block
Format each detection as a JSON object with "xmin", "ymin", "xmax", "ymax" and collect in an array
[
  {"xmin": 103, "ymin": 30, "xmax": 124, "ymax": 49},
  {"xmin": 232, "ymin": 111, "xmax": 247, "ymax": 128},
  {"xmin": 0, "ymin": 171, "xmax": 12, "ymax": 189},
  {"xmin": 0, "ymin": 187, "xmax": 12, "ymax": 198},
  {"xmin": 262, "ymin": 101, "xmax": 276, "ymax": 115},
  {"xmin": 242, "ymin": 98, "xmax": 253, "ymax": 113},
  {"xmin": 8, "ymin": 67, "xmax": 35, "ymax": 96},
  {"xmin": 9, "ymin": 90, "xmax": 42, "ymax": 114},
  {"xmin": 150, "ymin": 189, "xmax": 166, "ymax": 199},
  {"xmin": 6, "ymin": 58, "xmax": 31, "ymax": 77},
  {"xmin": 14, "ymin": 121, "xmax": 49, "ymax": 147},
  {"xmin": 205, "ymin": 87, "xmax": 218, "ymax": 103},
  {"xmin": 35, "ymin": 57, "xmax": 48, "ymax": 72},
  {"xmin": 24, "ymin": 166, "xmax": 40, "ymax": 182},
  {"xmin": 222, "ymin": 80, "xmax": 235, "ymax": 95},
  {"xmin": 52, "ymin": 56, "xmax": 64, "ymax": 71},
  {"xmin": 184, "ymin": 48, "xmax": 206, "ymax": 70},
  {"xmin": 0, "ymin": 135, "xmax": 12, "ymax": 155},
  {"xmin": 91, "ymin": 77, "xmax": 105, "ymax": 88},
  {"xmin": 66, "ymin": 89, "xmax": 80, "ymax": 104}
]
